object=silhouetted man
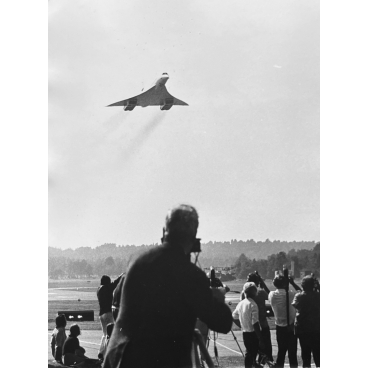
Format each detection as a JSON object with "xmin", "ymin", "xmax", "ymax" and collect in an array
[
  {"xmin": 97, "ymin": 273, "xmax": 124, "ymax": 358},
  {"xmin": 292, "ymin": 275, "xmax": 320, "ymax": 368},
  {"xmin": 103, "ymin": 204, "xmax": 233, "ymax": 368}
]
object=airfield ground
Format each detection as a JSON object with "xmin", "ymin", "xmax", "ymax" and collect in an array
[{"xmin": 48, "ymin": 278, "xmax": 315, "ymax": 367}]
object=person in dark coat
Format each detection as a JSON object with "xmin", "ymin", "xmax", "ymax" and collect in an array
[
  {"xmin": 97, "ymin": 273, "xmax": 124, "ymax": 358},
  {"xmin": 292, "ymin": 275, "xmax": 320, "ymax": 368},
  {"xmin": 103, "ymin": 204, "xmax": 233, "ymax": 368}
]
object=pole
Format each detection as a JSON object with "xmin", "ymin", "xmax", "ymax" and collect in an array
[{"xmin": 283, "ymin": 265, "xmax": 289, "ymax": 328}]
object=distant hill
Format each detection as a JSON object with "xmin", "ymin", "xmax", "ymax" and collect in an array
[
  {"xmin": 49, "ymin": 239, "xmax": 317, "ymax": 279},
  {"xmin": 49, "ymin": 239, "xmax": 315, "ymax": 262},
  {"xmin": 198, "ymin": 239, "xmax": 316, "ymax": 268}
]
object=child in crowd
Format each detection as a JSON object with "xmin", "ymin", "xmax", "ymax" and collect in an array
[
  {"xmin": 63, "ymin": 324, "xmax": 101, "ymax": 367},
  {"xmin": 233, "ymin": 282, "xmax": 265, "ymax": 368},
  {"xmin": 62, "ymin": 324, "xmax": 88, "ymax": 366},
  {"xmin": 50, "ymin": 314, "xmax": 67, "ymax": 363}
]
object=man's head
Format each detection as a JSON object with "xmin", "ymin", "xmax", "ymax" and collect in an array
[
  {"xmin": 242, "ymin": 282, "xmax": 257, "ymax": 299},
  {"xmin": 100, "ymin": 275, "xmax": 111, "ymax": 286},
  {"xmin": 273, "ymin": 274, "xmax": 287, "ymax": 289},
  {"xmin": 301, "ymin": 275, "xmax": 315, "ymax": 292},
  {"xmin": 164, "ymin": 204, "xmax": 199, "ymax": 254},
  {"xmin": 247, "ymin": 272, "xmax": 260, "ymax": 287},
  {"xmin": 69, "ymin": 324, "xmax": 81, "ymax": 337},
  {"xmin": 55, "ymin": 314, "xmax": 67, "ymax": 329}
]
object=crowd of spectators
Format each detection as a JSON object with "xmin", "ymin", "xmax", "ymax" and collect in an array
[
  {"xmin": 233, "ymin": 271, "xmax": 320, "ymax": 368},
  {"xmin": 50, "ymin": 204, "xmax": 320, "ymax": 368}
]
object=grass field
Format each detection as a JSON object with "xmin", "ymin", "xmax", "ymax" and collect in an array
[
  {"xmin": 48, "ymin": 278, "xmax": 311, "ymax": 367},
  {"xmin": 48, "ymin": 278, "xmax": 279, "ymax": 330}
]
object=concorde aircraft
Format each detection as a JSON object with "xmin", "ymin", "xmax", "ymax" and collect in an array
[{"xmin": 107, "ymin": 73, "xmax": 189, "ymax": 111}]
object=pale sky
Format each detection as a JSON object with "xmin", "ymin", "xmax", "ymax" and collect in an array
[{"xmin": 49, "ymin": 0, "xmax": 320, "ymax": 249}]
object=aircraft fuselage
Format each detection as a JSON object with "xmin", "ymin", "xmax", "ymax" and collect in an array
[{"xmin": 155, "ymin": 73, "xmax": 169, "ymax": 90}]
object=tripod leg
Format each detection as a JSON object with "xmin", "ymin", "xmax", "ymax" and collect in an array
[
  {"xmin": 193, "ymin": 329, "xmax": 215, "ymax": 368},
  {"xmin": 230, "ymin": 329, "xmax": 244, "ymax": 357},
  {"xmin": 213, "ymin": 331, "xmax": 219, "ymax": 366}
]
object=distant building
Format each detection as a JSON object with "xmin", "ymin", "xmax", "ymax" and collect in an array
[{"xmin": 203, "ymin": 266, "xmax": 236, "ymax": 278}]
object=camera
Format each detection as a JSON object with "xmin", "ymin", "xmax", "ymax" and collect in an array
[
  {"xmin": 208, "ymin": 267, "xmax": 229, "ymax": 294},
  {"xmin": 254, "ymin": 271, "xmax": 263, "ymax": 284},
  {"xmin": 191, "ymin": 238, "xmax": 201, "ymax": 253},
  {"xmin": 161, "ymin": 228, "xmax": 201, "ymax": 253}
]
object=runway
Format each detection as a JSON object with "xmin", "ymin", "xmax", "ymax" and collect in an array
[
  {"xmin": 48, "ymin": 286, "xmax": 312, "ymax": 366},
  {"xmin": 47, "ymin": 329, "xmax": 315, "ymax": 367}
]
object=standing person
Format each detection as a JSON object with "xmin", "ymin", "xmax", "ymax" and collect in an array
[
  {"xmin": 97, "ymin": 273, "xmax": 124, "ymax": 358},
  {"xmin": 111, "ymin": 274, "xmax": 125, "ymax": 321},
  {"xmin": 50, "ymin": 314, "xmax": 67, "ymax": 363},
  {"xmin": 240, "ymin": 272, "xmax": 273, "ymax": 364},
  {"xmin": 233, "ymin": 282, "xmax": 265, "ymax": 368},
  {"xmin": 269, "ymin": 274, "xmax": 301, "ymax": 368},
  {"xmin": 103, "ymin": 204, "xmax": 233, "ymax": 368},
  {"xmin": 292, "ymin": 275, "xmax": 320, "ymax": 368}
]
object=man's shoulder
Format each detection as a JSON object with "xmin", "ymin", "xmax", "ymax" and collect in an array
[
  {"xmin": 296, "ymin": 290, "xmax": 319, "ymax": 302},
  {"xmin": 239, "ymin": 297, "xmax": 251, "ymax": 306},
  {"xmin": 97, "ymin": 284, "xmax": 105, "ymax": 295},
  {"xmin": 137, "ymin": 245, "xmax": 162, "ymax": 258},
  {"xmin": 129, "ymin": 245, "xmax": 164, "ymax": 267},
  {"xmin": 132, "ymin": 246, "xmax": 208, "ymax": 281},
  {"xmin": 268, "ymin": 290, "xmax": 276, "ymax": 298},
  {"xmin": 237, "ymin": 297, "xmax": 247, "ymax": 306},
  {"xmin": 294, "ymin": 290, "xmax": 305, "ymax": 298},
  {"xmin": 185, "ymin": 261, "xmax": 209, "ymax": 282},
  {"xmin": 249, "ymin": 298, "xmax": 258, "ymax": 308},
  {"xmin": 239, "ymin": 298, "xmax": 256, "ymax": 312}
]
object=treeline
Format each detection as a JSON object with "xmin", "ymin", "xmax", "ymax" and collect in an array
[
  {"xmin": 48, "ymin": 240, "xmax": 318, "ymax": 279},
  {"xmin": 49, "ymin": 239, "xmax": 316, "ymax": 263},
  {"xmin": 48, "ymin": 256, "xmax": 128, "ymax": 279},
  {"xmin": 232, "ymin": 242, "xmax": 320, "ymax": 280}
]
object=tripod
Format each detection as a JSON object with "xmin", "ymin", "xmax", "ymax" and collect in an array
[
  {"xmin": 229, "ymin": 329, "xmax": 244, "ymax": 357},
  {"xmin": 192, "ymin": 329, "xmax": 215, "ymax": 368},
  {"xmin": 201, "ymin": 327, "xmax": 244, "ymax": 367}
]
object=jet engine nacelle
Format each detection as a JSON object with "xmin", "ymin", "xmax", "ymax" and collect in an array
[
  {"xmin": 160, "ymin": 98, "xmax": 174, "ymax": 110},
  {"xmin": 124, "ymin": 99, "xmax": 138, "ymax": 111}
]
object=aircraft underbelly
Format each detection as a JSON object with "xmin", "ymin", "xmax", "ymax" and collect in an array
[
  {"xmin": 107, "ymin": 76, "xmax": 188, "ymax": 108},
  {"xmin": 138, "ymin": 87, "xmax": 168, "ymax": 106}
]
